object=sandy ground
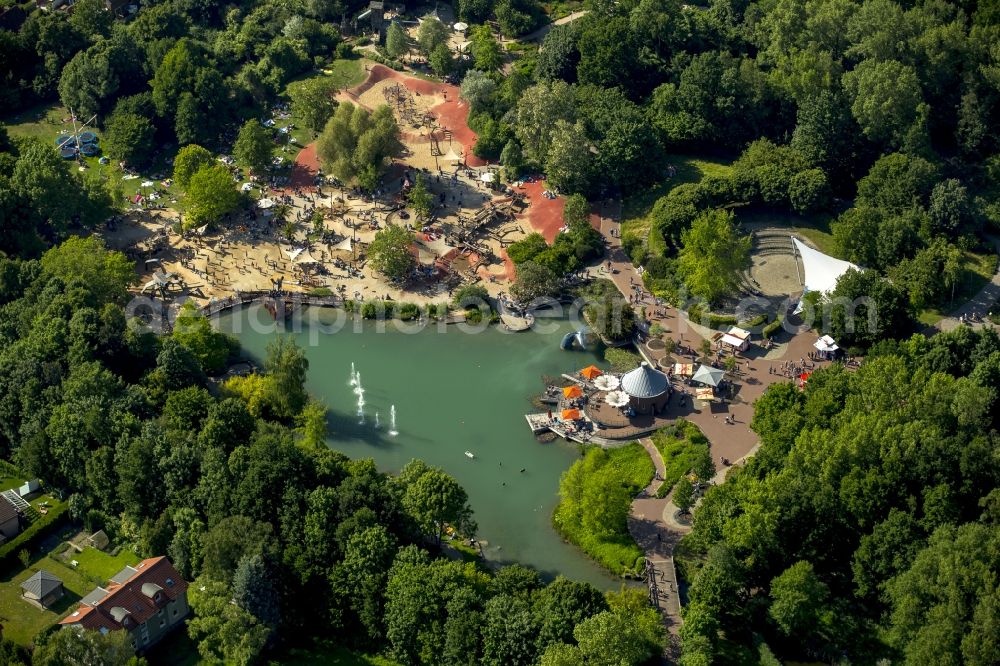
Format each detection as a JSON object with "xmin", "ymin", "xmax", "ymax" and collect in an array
[{"xmin": 109, "ymin": 66, "xmax": 571, "ymax": 308}]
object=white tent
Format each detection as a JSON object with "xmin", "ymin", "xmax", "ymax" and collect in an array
[
  {"xmin": 792, "ymin": 237, "xmax": 858, "ymax": 309},
  {"xmin": 480, "ymin": 172, "xmax": 496, "ymax": 183},
  {"xmin": 814, "ymin": 335, "xmax": 839, "ymax": 358},
  {"xmin": 258, "ymin": 198, "xmax": 275, "ymax": 209},
  {"xmin": 443, "ymin": 147, "xmax": 463, "ymax": 163},
  {"xmin": 284, "ymin": 247, "xmax": 304, "ymax": 262},
  {"xmin": 333, "ymin": 237, "xmax": 353, "ymax": 252}
]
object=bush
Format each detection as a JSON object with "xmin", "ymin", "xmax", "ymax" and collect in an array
[
  {"xmin": 685, "ymin": 304, "xmax": 738, "ymax": 329},
  {"xmin": 652, "ymin": 421, "xmax": 713, "ymax": 498},
  {"xmin": 739, "ymin": 313, "xmax": 769, "ymax": 329},
  {"xmin": 452, "ymin": 284, "xmax": 491, "ymax": 309},
  {"xmin": 762, "ymin": 318, "xmax": 783, "ymax": 339},
  {"xmin": 336, "ymin": 42, "xmax": 356, "ymax": 59},
  {"xmin": 397, "ymin": 302, "xmax": 419, "ymax": 321},
  {"xmin": 361, "ymin": 301, "xmax": 380, "ymax": 319},
  {"xmin": 604, "ymin": 347, "xmax": 641, "ymax": 373}
]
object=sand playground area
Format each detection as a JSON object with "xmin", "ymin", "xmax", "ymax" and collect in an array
[{"xmin": 108, "ymin": 66, "xmax": 571, "ymax": 311}]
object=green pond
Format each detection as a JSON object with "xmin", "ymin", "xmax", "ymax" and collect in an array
[{"xmin": 218, "ymin": 305, "xmax": 622, "ymax": 589}]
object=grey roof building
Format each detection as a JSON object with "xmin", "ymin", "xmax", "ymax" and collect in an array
[
  {"xmin": 22, "ymin": 570, "xmax": 65, "ymax": 608},
  {"xmin": 620, "ymin": 362, "xmax": 670, "ymax": 415}
]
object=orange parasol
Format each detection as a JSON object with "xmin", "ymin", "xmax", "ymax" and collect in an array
[
  {"xmin": 579, "ymin": 365, "xmax": 603, "ymax": 380},
  {"xmin": 561, "ymin": 408, "xmax": 581, "ymax": 420},
  {"xmin": 562, "ymin": 385, "xmax": 583, "ymax": 399}
]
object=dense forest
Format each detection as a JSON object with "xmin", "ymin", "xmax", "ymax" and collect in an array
[
  {"xmin": 2, "ymin": 0, "xmax": 1000, "ymax": 662},
  {"xmin": 679, "ymin": 326, "xmax": 1000, "ymax": 664},
  {"xmin": 0, "ymin": 235, "xmax": 665, "ymax": 665},
  {"xmin": 466, "ymin": 0, "xmax": 1000, "ymax": 332}
]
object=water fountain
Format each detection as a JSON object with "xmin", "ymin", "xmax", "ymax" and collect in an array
[
  {"xmin": 388, "ymin": 405, "xmax": 398, "ymax": 436},
  {"xmin": 349, "ymin": 362, "xmax": 357, "ymax": 387},
  {"xmin": 374, "ymin": 412, "xmax": 380, "ymax": 428},
  {"xmin": 355, "ymin": 372, "xmax": 365, "ymax": 424}
]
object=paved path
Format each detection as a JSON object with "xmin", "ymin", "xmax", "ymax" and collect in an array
[
  {"xmin": 596, "ymin": 199, "xmax": 816, "ymax": 656},
  {"xmin": 627, "ymin": 440, "xmax": 686, "ymax": 643},
  {"xmin": 933, "ymin": 235, "xmax": 1000, "ymax": 332},
  {"xmin": 519, "ymin": 10, "xmax": 589, "ymax": 42}
]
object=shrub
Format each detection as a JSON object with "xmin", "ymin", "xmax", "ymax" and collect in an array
[
  {"xmin": 604, "ymin": 347, "xmax": 641, "ymax": 373},
  {"xmin": 652, "ymin": 421, "xmax": 713, "ymax": 498},
  {"xmin": 453, "ymin": 284, "xmax": 490, "ymax": 309},
  {"xmin": 397, "ymin": 302, "xmax": 419, "ymax": 321},
  {"xmin": 308, "ymin": 287, "xmax": 333, "ymax": 296},
  {"xmin": 762, "ymin": 318, "xmax": 783, "ymax": 339}
]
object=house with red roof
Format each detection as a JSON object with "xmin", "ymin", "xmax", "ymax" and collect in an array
[{"xmin": 59, "ymin": 556, "xmax": 189, "ymax": 652}]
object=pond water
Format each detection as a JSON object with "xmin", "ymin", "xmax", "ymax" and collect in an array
[{"xmin": 218, "ymin": 306, "xmax": 621, "ymax": 589}]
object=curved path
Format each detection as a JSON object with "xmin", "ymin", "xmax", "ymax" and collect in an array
[
  {"xmin": 933, "ymin": 235, "xmax": 1000, "ymax": 332},
  {"xmin": 627, "ymin": 439, "xmax": 687, "ymax": 658}
]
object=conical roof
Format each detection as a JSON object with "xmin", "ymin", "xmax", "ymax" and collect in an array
[{"xmin": 621, "ymin": 362, "xmax": 668, "ymax": 398}]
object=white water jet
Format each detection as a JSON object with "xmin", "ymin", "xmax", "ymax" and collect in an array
[
  {"xmin": 355, "ymin": 373, "xmax": 365, "ymax": 424},
  {"xmin": 375, "ymin": 412, "xmax": 380, "ymax": 428},
  {"xmin": 388, "ymin": 405, "xmax": 398, "ymax": 436},
  {"xmin": 349, "ymin": 362, "xmax": 357, "ymax": 387},
  {"xmin": 353, "ymin": 371, "xmax": 364, "ymax": 396}
]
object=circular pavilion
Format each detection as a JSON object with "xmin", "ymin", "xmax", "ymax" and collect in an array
[{"xmin": 621, "ymin": 362, "xmax": 670, "ymax": 415}]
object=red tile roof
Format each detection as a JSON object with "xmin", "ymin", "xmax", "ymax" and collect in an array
[{"xmin": 60, "ymin": 557, "xmax": 188, "ymax": 632}]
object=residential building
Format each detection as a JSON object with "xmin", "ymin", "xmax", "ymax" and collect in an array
[
  {"xmin": 59, "ymin": 556, "xmax": 189, "ymax": 652},
  {"xmin": 0, "ymin": 494, "xmax": 20, "ymax": 543}
]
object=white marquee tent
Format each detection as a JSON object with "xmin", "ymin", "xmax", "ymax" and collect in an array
[{"xmin": 792, "ymin": 237, "xmax": 859, "ymax": 312}]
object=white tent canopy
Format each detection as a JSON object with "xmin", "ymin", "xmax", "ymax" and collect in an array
[
  {"xmin": 792, "ymin": 237, "xmax": 858, "ymax": 306},
  {"xmin": 814, "ymin": 335, "xmax": 839, "ymax": 353},
  {"xmin": 333, "ymin": 237, "xmax": 353, "ymax": 252},
  {"xmin": 720, "ymin": 333, "xmax": 747, "ymax": 349}
]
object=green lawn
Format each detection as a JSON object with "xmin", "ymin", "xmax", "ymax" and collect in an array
[
  {"xmin": 146, "ymin": 630, "xmax": 202, "ymax": 666},
  {"xmin": 621, "ymin": 153, "xmax": 734, "ymax": 248},
  {"xmin": 284, "ymin": 58, "xmax": 367, "ymax": 148},
  {"xmin": 0, "ymin": 477, "xmax": 20, "ymax": 492},
  {"xmin": 3, "ymin": 101, "xmax": 180, "ymax": 208},
  {"xmin": 0, "ymin": 550, "xmax": 94, "ymax": 646},
  {"xmin": 73, "ymin": 547, "xmax": 140, "ymax": 583}
]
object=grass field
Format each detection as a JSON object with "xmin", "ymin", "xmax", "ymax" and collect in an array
[
  {"xmin": 3, "ymin": 101, "xmax": 180, "ymax": 209},
  {"xmin": 284, "ymin": 57, "xmax": 367, "ymax": 147},
  {"xmin": 621, "ymin": 153, "xmax": 735, "ymax": 251},
  {"xmin": 72, "ymin": 547, "xmax": 140, "ymax": 582},
  {"xmin": 0, "ymin": 550, "xmax": 91, "ymax": 646}
]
